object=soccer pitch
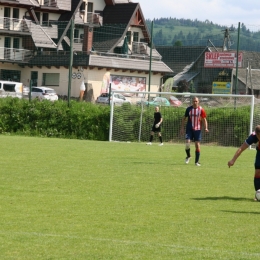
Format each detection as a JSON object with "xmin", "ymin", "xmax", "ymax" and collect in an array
[{"xmin": 0, "ymin": 135, "xmax": 259, "ymax": 260}]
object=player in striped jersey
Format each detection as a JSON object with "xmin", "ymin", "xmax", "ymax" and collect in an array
[{"xmin": 181, "ymin": 97, "xmax": 209, "ymax": 166}]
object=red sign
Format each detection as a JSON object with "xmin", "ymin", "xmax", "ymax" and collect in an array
[{"xmin": 204, "ymin": 52, "xmax": 243, "ymax": 68}]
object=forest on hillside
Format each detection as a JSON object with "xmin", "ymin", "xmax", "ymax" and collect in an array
[{"xmin": 145, "ymin": 18, "xmax": 260, "ymax": 51}]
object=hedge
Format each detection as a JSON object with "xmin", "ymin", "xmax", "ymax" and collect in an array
[
  {"xmin": 0, "ymin": 98, "xmax": 252, "ymax": 146},
  {"xmin": 0, "ymin": 98, "xmax": 110, "ymax": 140}
]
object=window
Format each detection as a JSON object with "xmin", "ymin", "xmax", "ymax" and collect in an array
[
  {"xmin": 32, "ymin": 87, "xmax": 42, "ymax": 93},
  {"xmin": 4, "ymin": 7, "xmax": 10, "ymax": 18},
  {"xmin": 42, "ymin": 13, "xmax": 49, "ymax": 26},
  {"xmin": 80, "ymin": 2, "xmax": 85, "ymax": 12},
  {"xmin": 126, "ymin": 31, "xmax": 131, "ymax": 44},
  {"xmin": 13, "ymin": 8, "xmax": 19, "ymax": 19},
  {"xmin": 74, "ymin": 29, "xmax": 79, "ymax": 38},
  {"xmin": 87, "ymin": 2, "xmax": 93, "ymax": 13},
  {"xmin": 0, "ymin": 69, "xmax": 21, "ymax": 81},
  {"xmin": 4, "ymin": 37, "xmax": 11, "ymax": 48},
  {"xmin": 31, "ymin": 71, "xmax": 38, "ymax": 86},
  {"xmin": 35, "ymin": 12, "xmax": 40, "ymax": 23},
  {"xmin": 4, "ymin": 8, "xmax": 10, "ymax": 30},
  {"xmin": 133, "ymin": 32, "xmax": 139, "ymax": 42},
  {"xmin": 42, "ymin": 73, "xmax": 59, "ymax": 86},
  {"xmin": 3, "ymin": 83, "xmax": 16, "ymax": 92},
  {"xmin": 13, "ymin": 38, "xmax": 19, "ymax": 49}
]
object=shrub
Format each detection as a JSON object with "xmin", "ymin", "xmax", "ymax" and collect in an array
[{"xmin": 0, "ymin": 98, "xmax": 110, "ymax": 140}]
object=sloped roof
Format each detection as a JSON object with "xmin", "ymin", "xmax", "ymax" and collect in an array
[
  {"xmin": 156, "ymin": 46, "xmax": 207, "ymax": 75},
  {"xmin": 235, "ymin": 68, "xmax": 260, "ymax": 90},
  {"xmin": 58, "ymin": 0, "xmax": 82, "ymax": 22},
  {"xmin": 24, "ymin": 19, "xmax": 57, "ymax": 49},
  {"xmin": 239, "ymin": 51, "xmax": 260, "ymax": 69},
  {"xmin": 103, "ymin": 2, "xmax": 138, "ymax": 24},
  {"xmin": 89, "ymin": 54, "xmax": 172, "ymax": 73},
  {"xmin": 19, "ymin": 0, "xmax": 39, "ymax": 6},
  {"xmin": 173, "ymin": 64, "xmax": 199, "ymax": 87},
  {"xmin": 93, "ymin": 3, "xmax": 144, "ymax": 53},
  {"xmin": 28, "ymin": 53, "xmax": 89, "ymax": 66},
  {"xmin": 56, "ymin": 0, "xmax": 71, "ymax": 11},
  {"xmin": 93, "ymin": 24, "xmax": 126, "ymax": 52}
]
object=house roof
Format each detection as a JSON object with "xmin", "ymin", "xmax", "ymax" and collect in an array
[
  {"xmin": 25, "ymin": 51, "xmax": 172, "ymax": 74},
  {"xmin": 24, "ymin": 19, "xmax": 57, "ymax": 49},
  {"xmin": 56, "ymin": 0, "xmax": 71, "ymax": 11},
  {"xmin": 172, "ymin": 64, "xmax": 199, "ymax": 87},
  {"xmin": 156, "ymin": 46, "xmax": 208, "ymax": 75},
  {"xmin": 93, "ymin": 24, "xmax": 127, "ymax": 53},
  {"xmin": 93, "ymin": 3, "xmax": 149, "ymax": 53},
  {"xmin": 103, "ymin": 2, "xmax": 138, "ymax": 24},
  {"xmin": 58, "ymin": 0, "xmax": 82, "ymax": 22},
  {"xmin": 18, "ymin": 0, "xmax": 39, "ymax": 6},
  {"xmin": 27, "ymin": 53, "xmax": 90, "ymax": 67},
  {"xmin": 234, "ymin": 68, "xmax": 260, "ymax": 90},
  {"xmin": 89, "ymin": 54, "xmax": 172, "ymax": 73},
  {"xmin": 160, "ymin": 46, "xmax": 260, "ymax": 91}
]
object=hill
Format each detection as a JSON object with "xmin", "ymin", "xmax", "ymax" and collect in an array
[{"xmin": 146, "ymin": 18, "xmax": 260, "ymax": 51}]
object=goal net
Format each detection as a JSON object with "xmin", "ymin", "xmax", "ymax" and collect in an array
[{"xmin": 109, "ymin": 91, "xmax": 255, "ymax": 147}]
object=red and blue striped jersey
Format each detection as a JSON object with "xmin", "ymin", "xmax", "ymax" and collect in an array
[{"xmin": 185, "ymin": 105, "xmax": 207, "ymax": 130}]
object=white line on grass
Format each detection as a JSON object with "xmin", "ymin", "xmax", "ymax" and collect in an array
[{"xmin": 0, "ymin": 230, "xmax": 260, "ymax": 257}]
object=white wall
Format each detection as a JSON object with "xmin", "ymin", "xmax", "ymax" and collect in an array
[{"xmin": 18, "ymin": 66, "xmax": 161, "ymax": 99}]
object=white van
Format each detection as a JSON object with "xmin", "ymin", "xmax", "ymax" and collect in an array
[{"xmin": 0, "ymin": 81, "xmax": 24, "ymax": 98}]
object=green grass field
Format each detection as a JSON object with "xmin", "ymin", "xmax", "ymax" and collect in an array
[{"xmin": 0, "ymin": 135, "xmax": 259, "ymax": 259}]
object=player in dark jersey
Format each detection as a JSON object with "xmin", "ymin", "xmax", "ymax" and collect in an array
[
  {"xmin": 180, "ymin": 97, "xmax": 209, "ymax": 166},
  {"xmin": 228, "ymin": 125, "xmax": 260, "ymax": 200},
  {"xmin": 147, "ymin": 106, "xmax": 163, "ymax": 146}
]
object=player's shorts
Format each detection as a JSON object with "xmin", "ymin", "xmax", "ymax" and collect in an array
[
  {"xmin": 185, "ymin": 129, "xmax": 201, "ymax": 141},
  {"xmin": 255, "ymin": 150, "xmax": 260, "ymax": 169},
  {"xmin": 152, "ymin": 124, "xmax": 161, "ymax": 132}
]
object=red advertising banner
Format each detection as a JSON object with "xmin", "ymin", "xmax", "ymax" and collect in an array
[{"xmin": 204, "ymin": 52, "xmax": 243, "ymax": 68}]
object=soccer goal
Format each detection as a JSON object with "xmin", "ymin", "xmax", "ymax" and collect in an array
[{"xmin": 109, "ymin": 91, "xmax": 255, "ymax": 147}]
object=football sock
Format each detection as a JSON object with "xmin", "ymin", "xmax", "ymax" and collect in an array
[
  {"xmin": 149, "ymin": 135, "xmax": 153, "ymax": 142},
  {"xmin": 185, "ymin": 148, "xmax": 190, "ymax": 158},
  {"xmin": 195, "ymin": 150, "xmax": 200, "ymax": 163},
  {"xmin": 159, "ymin": 136, "xmax": 163, "ymax": 143},
  {"xmin": 254, "ymin": 177, "xmax": 260, "ymax": 191}
]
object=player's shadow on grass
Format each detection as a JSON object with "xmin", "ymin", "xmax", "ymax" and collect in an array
[
  {"xmin": 192, "ymin": 196, "xmax": 252, "ymax": 202},
  {"xmin": 221, "ymin": 210, "xmax": 260, "ymax": 215}
]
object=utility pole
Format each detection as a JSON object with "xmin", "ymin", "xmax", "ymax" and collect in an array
[
  {"xmin": 68, "ymin": 16, "xmax": 74, "ymax": 107},
  {"xmin": 222, "ymin": 28, "xmax": 232, "ymax": 51},
  {"xmin": 148, "ymin": 20, "xmax": 154, "ymax": 101}
]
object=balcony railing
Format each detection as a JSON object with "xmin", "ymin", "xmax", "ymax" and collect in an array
[
  {"xmin": 74, "ymin": 38, "xmax": 83, "ymax": 43},
  {"xmin": 132, "ymin": 42, "xmax": 148, "ymax": 55},
  {"xmin": 83, "ymin": 12, "xmax": 103, "ymax": 26},
  {"xmin": 42, "ymin": 0, "xmax": 57, "ymax": 7},
  {"xmin": 0, "ymin": 17, "xmax": 31, "ymax": 32},
  {"xmin": 0, "ymin": 47, "xmax": 33, "ymax": 62}
]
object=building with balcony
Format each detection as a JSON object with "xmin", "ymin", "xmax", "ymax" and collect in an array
[{"xmin": 0, "ymin": 0, "xmax": 172, "ymax": 100}]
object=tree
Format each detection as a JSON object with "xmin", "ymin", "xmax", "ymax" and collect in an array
[
  {"xmin": 177, "ymin": 79, "xmax": 189, "ymax": 92},
  {"xmin": 174, "ymin": 40, "xmax": 182, "ymax": 46}
]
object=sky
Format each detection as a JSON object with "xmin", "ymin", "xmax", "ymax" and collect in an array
[{"xmin": 136, "ymin": 0, "xmax": 260, "ymax": 29}]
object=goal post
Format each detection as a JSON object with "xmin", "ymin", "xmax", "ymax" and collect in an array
[{"xmin": 109, "ymin": 91, "xmax": 255, "ymax": 148}]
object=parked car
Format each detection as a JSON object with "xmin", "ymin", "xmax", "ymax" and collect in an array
[
  {"xmin": 169, "ymin": 96, "xmax": 182, "ymax": 107},
  {"xmin": 0, "ymin": 80, "xmax": 24, "ymax": 98},
  {"xmin": 31, "ymin": 87, "xmax": 58, "ymax": 101},
  {"xmin": 96, "ymin": 93, "xmax": 130, "ymax": 105},
  {"xmin": 137, "ymin": 97, "xmax": 171, "ymax": 107}
]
